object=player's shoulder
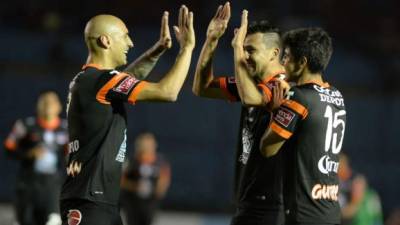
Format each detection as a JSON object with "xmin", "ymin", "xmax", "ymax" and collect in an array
[
  {"xmin": 298, "ymin": 82, "xmax": 342, "ymax": 95},
  {"xmin": 287, "ymin": 85, "xmax": 307, "ymax": 102}
]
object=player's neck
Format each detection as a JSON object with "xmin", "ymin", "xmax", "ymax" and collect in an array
[
  {"xmin": 297, "ymin": 71, "xmax": 323, "ymax": 86},
  {"xmin": 260, "ymin": 63, "xmax": 285, "ymax": 81},
  {"xmin": 38, "ymin": 114, "xmax": 59, "ymax": 122},
  {"xmin": 86, "ymin": 53, "xmax": 117, "ymax": 70},
  {"xmin": 37, "ymin": 116, "xmax": 60, "ymax": 130}
]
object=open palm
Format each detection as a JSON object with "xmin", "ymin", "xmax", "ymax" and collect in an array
[{"xmin": 207, "ymin": 2, "xmax": 231, "ymax": 40}]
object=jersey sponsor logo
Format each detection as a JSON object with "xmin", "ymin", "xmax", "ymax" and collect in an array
[
  {"xmin": 67, "ymin": 209, "xmax": 82, "ymax": 225},
  {"xmin": 66, "ymin": 72, "xmax": 82, "ymax": 115},
  {"xmin": 113, "ymin": 76, "xmax": 139, "ymax": 95},
  {"xmin": 240, "ymin": 127, "xmax": 253, "ymax": 164},
  {"xmin": 66, "ymin": 160, "xmax": 82, "ymax": 177},
  {"xmin": 318, "ymin": 155, "xmax": 339, "ymax": 174},
  {"xmin": 314, "ymin": 85, "xmax": 344, "ymax": 106},
  {"xmin": 274, "ymin": 107, "xmax": 295, "ymax": 127},
  {"xmin": 319, "ymin": 93, "xmax": 344, "ymax": 106},
  {"xmin": 311, "ymin": 184, "xmax": 339, "ymax": 201},
  {"xmin": 115, "ymin": 130, "xmax": 127, "ymax": 162},
  {"xmin": 239, "ymin": 108, "xmax": 255, "ymax": 165},
  {"xmin": 313, "ymin": 85, "xmax": 342, "ymax": 97}
]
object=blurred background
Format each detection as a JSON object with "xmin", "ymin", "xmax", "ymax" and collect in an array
[{"xmin": 0, "ymin": 0, "xmax": 399, "ymax": 224}]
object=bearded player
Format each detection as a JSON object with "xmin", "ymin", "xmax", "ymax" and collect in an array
[{"xmin": 260, "ymin": 27, "xmax": 346, "ymax": 225}]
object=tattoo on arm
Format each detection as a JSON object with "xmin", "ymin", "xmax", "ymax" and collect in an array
[{"xmin": 125, "ymin": 44, "xmax": 166, "ymax": 80}]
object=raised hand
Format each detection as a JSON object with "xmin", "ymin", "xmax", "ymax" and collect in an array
[
  {"xmin": 232, "ymin": 9, "xmax": 248, "ymax": 48},
  {"xmin": 173, "ymin": 5, "xmax": 195, "ymax": 50},
  {"xmin": 157, "ymin": 11, "xmax": 172, "ymax": 50},
  {"xmin": 207, "ymin": 2, "xmax": 231, "ymax": 40},
  {"xmin": 267, "ymin": 81, "xmax": 286, "ymax": 112}
]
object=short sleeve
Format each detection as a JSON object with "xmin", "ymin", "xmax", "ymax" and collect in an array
[
  {"xmin": 95, "ymin": 71, "xmax": 148, "ymax": 105},
  {"xmin": 257, "ymin": 74, "xmax": 285, "ymax": 104},
  {"xmin": 257, "ymin": 80, "xmax": 275, "ymax": 103},
  {"xmin": 218, "ymin": 77, "xmax": 240, "ymax": 102},
  {"xmin": 270, "ymin": 87, "xmax": 308, "ymax": 139}
]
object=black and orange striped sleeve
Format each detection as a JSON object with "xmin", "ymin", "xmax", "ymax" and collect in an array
[
  {"xmin": 257, "ymin": 80, "xmax": 276, "ymax": 103},
  {"xmin": 95, "ymin": 71, "xmax": 148, "ymax": 105},
  {"xmin": 270, "ymin": 87, "xmax": 308, "ymax": 139},
  {"xmin": 218, "ymin": 77, "xmax": 240, "ymax": 102},
  {"xmin": 257, "ymin": 74, "xmax": 286, "ymax": 104}
]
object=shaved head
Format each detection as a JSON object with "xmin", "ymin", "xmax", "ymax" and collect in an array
[
  {"xmin": 262, "ymin": 32, "xmax": 281, "ymax": 49},
  {"xmin": 84, "ymin": 14, "xmax": 127, "ymax": 42},
  {"xmin": 84, "ymin": 14, "xmax": 133, "ymax": 68}
]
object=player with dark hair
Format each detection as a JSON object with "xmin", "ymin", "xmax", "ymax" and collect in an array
[
  {"xmin": 260, "ymin": 27, "xmax": 346, "ymax": 225},
  {"xmin": 193, "ymin": 4, "xmax": 286, "ymax": 225},
  {"xmin": 60, "ymin": 6, "xmax": 195, "ymax": 225},
  {"xmin": 4, "ymin": 90, "xmax": 68, "ymax": 225}
]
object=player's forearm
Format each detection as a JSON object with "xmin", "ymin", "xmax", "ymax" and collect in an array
[
  {"xmin": 125, "ymin": 43, "xmax": 166, "ymax": 80},
  {"xmin": 260, "ymin": 140, "xmax": 281, "ymax": 157},
  {"xmin": 155, "ymin": 177, "xmax": 170, "ymax": 199},
  {"xmin": 260, "ymin": 130, "xmax": 282, "ymax": 158},
  {"xmin": 193, "ymin": 38, "xmax": 219, "ymax": 96},
  {"xmin": 158, "ymin": 47, "xmax": 194, "ymax": 100},
  {"xmin": 233, "ymin": 47, "xmax": 264, "ymax": 106}
]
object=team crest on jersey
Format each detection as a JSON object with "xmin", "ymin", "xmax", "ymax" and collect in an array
[
  {"xmin": 67, "ymin": 209, "xmax": 82, "ymax": 225},
  {"xmin": 274, "ymin": 107, "xmax": 295, "ymax": 127},
  {"xmin": 113, "ymin": 76, "xmax": 139, "ymax": 94}
]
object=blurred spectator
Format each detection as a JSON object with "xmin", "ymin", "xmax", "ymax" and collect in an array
[
  {"xmin": 120, "ymin": 132, "xmax": 171, "ymax": 225},
  {"xmin": 386, "ymin": 208, "xmax": 400, "ymax": 225},
  {"xmin": 3, "ymin": 90, "xmax": 68, "ymax": 225},
  {"xmin": 338, "ymin": 153, "xmax": 384, "ymax": 225}
]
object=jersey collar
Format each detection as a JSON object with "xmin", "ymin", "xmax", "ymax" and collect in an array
[
  {"xmin": 304, "ymin": 80, "xmax": 330, "ymax": 88},
  {"xmin": 260, "ymin": 70, "xmax": 286, "ymax": 85},
  {"xmin": 82, "ymin": 63, "xmax": 103, "ymax": 70},
  {"xmin": 37, "ymin": 117, "xmax": 61, "ymax": 130}
]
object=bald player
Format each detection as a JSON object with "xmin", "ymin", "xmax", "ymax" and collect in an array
[{"xmin": 60, "ymin": 6, "xmax": 195, "ymax": 225}]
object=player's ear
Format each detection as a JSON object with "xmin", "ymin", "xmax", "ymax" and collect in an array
[
  {"xmin": 299, "ymin": 56, "xmax": 307, "ymax": 72},
  {"xmin": 98, "ymin": 35, "xmax": 111, "ymax": 49},
  {"xmin": 271, "ymin": 47, "xmax": 280, "ymax": 61}
]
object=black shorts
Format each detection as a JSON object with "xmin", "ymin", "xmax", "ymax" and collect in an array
[
  {"xmin": 231, "ymin": 207, "xmax": 285, "ymax": 225},
  {"xmin": 60, "ymin": 199, "xmax": 122, "ymax": 225}
]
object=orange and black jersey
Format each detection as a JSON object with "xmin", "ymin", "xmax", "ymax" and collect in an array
[
  {"xmin": 61, "ymin": 64, "xmax": 147, "ymax": 205},
  {"xmin": 4, "ymin": 117, "xmax": 68, "ymax": 176},
  {"xmin": 218, "ymin": 75, "xmax": 284, "ymax": 211},
  {"xmin": 270, "ymin": 81, "xmax": 346, "ymax": 224}
]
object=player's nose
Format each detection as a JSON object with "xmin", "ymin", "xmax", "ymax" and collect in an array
[{"xmin": 127, "ymin": 37, "xmax": 134, "ymax": 48}]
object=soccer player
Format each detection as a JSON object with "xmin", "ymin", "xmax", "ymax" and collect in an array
[
  {"xmin": 4, "ymin": 90, "xmax": 68, "ymax": 225},
  {"xmin": 60, "ymin": 6, "xmax": 195, "ymax": 225},
  {"xmin": 120, "ymin": 132, "xmax": 170, "ymax": 225},
  {"xmin": 260, "ymin": 27, "xmax": 346, "ymax": 225},
  {"xmin": 192, "ymin": 4, "xmax": 286, "ymax": 225}
]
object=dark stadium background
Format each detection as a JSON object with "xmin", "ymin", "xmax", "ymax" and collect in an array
[{"xmin": 0, "ymin": 0, "xmax": 399, "ymax": 222}]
